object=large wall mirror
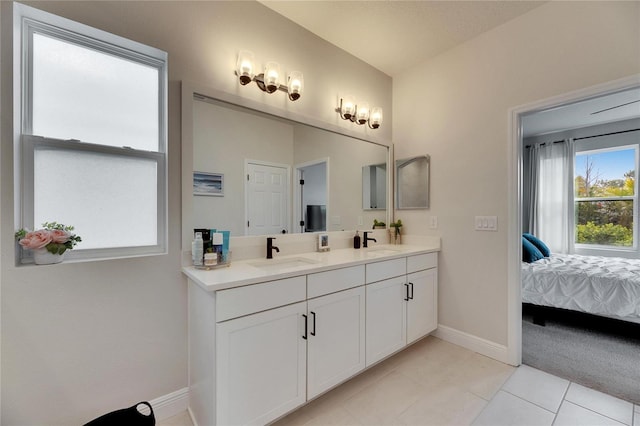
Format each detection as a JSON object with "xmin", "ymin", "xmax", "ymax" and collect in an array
[
  {"xmin": 362, "ymin": 163, "xmax": 387, "ymax": 210},
  {"xmin": 396, "ymin": 155, "xmax": 430, "ymax": 209},
  {"xmin": 182, "ymin": 85, "xmax": 391, "ymax": 248}
]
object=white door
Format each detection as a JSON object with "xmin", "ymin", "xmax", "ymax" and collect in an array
[
  {"xmin": 406, "ymin": 269, "xmax": 438, "ymax": 344},
  {"xmin": 365, "ymin": 276, "xmax": 407, "ymax": 367},
  {"xmin": 246, "ymin": 162, "xmax": 289, "ymax": 235},
  {"xmin": 307, "ymin": 286, "xmax": 366, "ymax": 399},
  {"xmin": 216, "ymin": 302, "xmax": 307, "ymax": 426}
]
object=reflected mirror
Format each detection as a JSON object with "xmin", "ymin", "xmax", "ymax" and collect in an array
[
  {"xmin": 396, "ymin": 155, "xmax": 430, "ymax": 209},
  {"xmin": 362, "ymin": 163, "xmax": 387, "ymax": 210},
  {"xmin": 189, "ymin": 93, "xmax": 390, "ymax": 238}
]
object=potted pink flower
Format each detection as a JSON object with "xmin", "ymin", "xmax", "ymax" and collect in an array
[{"xmin": 15, "ymin": 222, "xmax": 82, "ymax": 264}]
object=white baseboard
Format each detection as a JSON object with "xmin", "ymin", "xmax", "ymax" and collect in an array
[
  {"xmin": 148, "ymin": 387, "xmax": 189, "ymax": 421},
  {"xmin": 433, "ymin": 324, "xmax": 510, "ymax": 364}
]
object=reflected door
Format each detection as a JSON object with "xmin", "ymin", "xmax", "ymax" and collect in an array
[{"xmin": 246, "ymin": 162, "xmax": 289, "ymax": 235}]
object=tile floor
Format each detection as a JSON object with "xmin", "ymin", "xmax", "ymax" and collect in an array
[{"xmin": 158, "ymin": 336, "xmax": 639, "ymax": 426}]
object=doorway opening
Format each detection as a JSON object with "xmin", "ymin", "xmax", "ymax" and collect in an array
[
  {"xmin": 294, "ymin": 158, "xmax": 329, "ymax": 233},
  {"xmin": 509, "ymin": 75, "xmax": 640, "ymax": 403}
]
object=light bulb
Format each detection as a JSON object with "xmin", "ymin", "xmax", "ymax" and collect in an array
[
  {"xmin": 356, "ymin": 102, "xmax": 370, "ymax": 125},
  {"xmin": 341, "ymin": 96, "xmax": 356, "ymax": 119},
  {"xmin": 264, "ymin": 61, "xmax": 281, "ymax": 93},
  {"xmin": 288, "ymin": 71, "xmax": 303, "ymax": 101},
  {"xmin": 236, "ymin": 50, "xmax": 255, "ymax": 85},
  {"xmin": 369, "ymin": 107, "xmax": 383, "ymax": 129}
]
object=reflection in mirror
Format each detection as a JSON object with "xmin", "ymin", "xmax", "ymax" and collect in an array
[
  {"xmin": 362, "ymin": 164, "xmax": 387, "ymax": 210},
  {"xmin": 396, "ymin": 155, "xmax": 430, "ymax": 209},
  {"xmin": 191, "ymin": 95, "xmax": 390, "ymax": 236}
]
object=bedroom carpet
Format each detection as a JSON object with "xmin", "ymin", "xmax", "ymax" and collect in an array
[{"xmin": 522, "ymin": 306, "xmax": 640, "ymax": 405}]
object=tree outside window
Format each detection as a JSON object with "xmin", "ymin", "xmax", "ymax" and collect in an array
[{"xmin": 574, "ymin": 147, "xmax": 636, "ymax": 247}]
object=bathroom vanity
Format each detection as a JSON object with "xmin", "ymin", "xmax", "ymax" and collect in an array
[{"xmin": 183, "ymin": 243, "xmax": 439, "ymax": 426}]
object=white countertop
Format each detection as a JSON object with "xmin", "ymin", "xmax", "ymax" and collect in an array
[{"xmin": 183, "ymin": 243, "xmax": 440, "ymax": 292}]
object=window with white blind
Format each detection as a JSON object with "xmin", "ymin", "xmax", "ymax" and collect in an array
[{"xmin": 14, "ymin": 3, "xmax": 168, "ymax": 261}]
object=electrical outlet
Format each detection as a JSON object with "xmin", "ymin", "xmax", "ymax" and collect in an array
[
  {"xmin": 429, "ymin": 216, "xmax": 438, "ymax": 229},
  {"xmin": 357, "ymin": 216, "xmax": 363, "ymax": 226}
]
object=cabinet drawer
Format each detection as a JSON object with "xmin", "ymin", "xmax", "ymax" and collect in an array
[
  {"xmin": 366, "ymin": 258, "xmax": 406, "ymax": 283},
  {"xmin": 308, "ymin": 265, "xmax": 365, "ymax": 299},
  {"xmin": 407, "ymin": 252, "xmax": 438, "ymax": 273},
  {"xmin": 216, "ymin": 276, "xmax": 306, "ymax": 322}
]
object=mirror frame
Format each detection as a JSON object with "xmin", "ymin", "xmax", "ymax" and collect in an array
[{"xmin": 181, "ymin": 81, "xmax": 394, "ymax": 251}]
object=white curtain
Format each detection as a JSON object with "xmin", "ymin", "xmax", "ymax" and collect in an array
[{"xmin": 531, "ymin": 138, "xmax": 575, "ymax": 254}]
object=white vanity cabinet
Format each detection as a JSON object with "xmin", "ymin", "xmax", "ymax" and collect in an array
[
  {"xmin": 193, "ymin": 266, "xmax": 366, "ymax": 426},
  {"xmin": 365, "ymin": 252, "xmax": 438, "ymax": 366},
  {"xmin": 216, "ymin": 301, "xmax": 307, "ymax": 426},
  {"xmin": 306, "ymin": 285, "xmax": 366, "ymax": 399},
  {"xmin": 186, "ymin": 248, "xmax": 438, "ymax": 426}
]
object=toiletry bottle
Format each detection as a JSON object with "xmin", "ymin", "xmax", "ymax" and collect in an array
[
  {"xmin": 354, "ymin": 231, "xmax": 361, "ymax": 249},
  {"xmin": 204, "ymin": 252, "xmax": 218, "ymax": 267},
  {"xmin": 212, "ymin": 232, "xmax": 224, "ymax": 263},
  {"xmin": 192, "ymin": 232, "xmax": 204, "ymax": 266}
]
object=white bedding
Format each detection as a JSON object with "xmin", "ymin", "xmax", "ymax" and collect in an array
[{"xmin": 522, "ymin": 254, "xmax": 640, "ymax": 324}]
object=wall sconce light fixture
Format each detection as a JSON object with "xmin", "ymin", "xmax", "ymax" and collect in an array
[
  {"xmin": 337, "ymin": 96, "xmax": 383, "ymax": 129},
  {"xmin": 236, "ymin": 50, "xmax": 303, "ymax": 101}
]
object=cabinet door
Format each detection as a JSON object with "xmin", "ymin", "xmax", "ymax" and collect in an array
[
  {"xmin": 365, "ymin": 276, "xmax": 407, "ymax": 367},
  {"xmin": 406, "ymin": 268, "xmax": 437, "ymax": 344},
  {"xmin": 217, "ymin": 302, "xmax": 307, "ymax": 426},
  {"xmin": 307, "ymin": 286, "xmax": 366, "ymax": 399}
]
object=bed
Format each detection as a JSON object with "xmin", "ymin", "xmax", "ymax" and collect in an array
[{"xmin": 522, "ymin": 254, "xmax": 640, "ymax": 325}]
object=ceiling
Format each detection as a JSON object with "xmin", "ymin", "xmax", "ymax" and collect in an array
[
  {"xmin": 259, "ymin": 0, "xmax": 546, "ymax": 77},
  {"xmin": 522, "ymin": 88, "xmax": 640, "ymax": 137},
  {"xmin": 260, "ymin": 1, "xmax": 639, "ymax": 135}
]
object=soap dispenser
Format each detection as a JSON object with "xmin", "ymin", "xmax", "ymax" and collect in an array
[{"xmin": 353, "ymin": 231, "xmax": 361, "ymax": 249}]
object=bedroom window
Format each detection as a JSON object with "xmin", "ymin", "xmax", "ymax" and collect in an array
[
  {"xmin": 574, "ymin": 145, "xmax": 637, "ymax": 250},
  {"xmin": 14, "ymin": 4, "xmax": 168, "ymax": 261}
]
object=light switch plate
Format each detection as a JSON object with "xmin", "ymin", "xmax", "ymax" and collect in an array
[{"xmin": 475, "ymin": 216, "xmax": 497, "ymax": 231}]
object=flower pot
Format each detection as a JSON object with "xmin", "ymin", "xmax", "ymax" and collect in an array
[{"xmin": 33, "ymin": 248, "xmax": 64, "ymax": 265}]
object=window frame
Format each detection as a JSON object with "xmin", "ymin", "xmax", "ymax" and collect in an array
[
  {"xmin": 14, "ymin": 3, "xmax": 168, "ymax": 262},
  {"xmin": 573, "ymin": 143, "xmax": 639, "ymax": 257}
]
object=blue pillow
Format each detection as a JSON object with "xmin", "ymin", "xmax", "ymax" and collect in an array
[
  {"xmin": 522, "ymin": 236, "xmax": 544, "ymax": 263},
  {"xmin": 523, "ymin": 233, "xmax": 551, "ymax": 257}
]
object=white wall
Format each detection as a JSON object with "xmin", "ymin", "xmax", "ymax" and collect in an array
[
  {"xmin": 0, "ymin": 1, "xmax": 391, "ymax": 424},
  {"xmin": 392, "ymin": 1, "xmax": 640, "ymax": 347}
]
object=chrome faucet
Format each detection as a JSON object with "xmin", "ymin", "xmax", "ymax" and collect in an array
[
  {"xmin": 363, "ymin": 231, "xmax": 377, "ymax": 248},
  {"xmin": 267, "ymin": 237, "xmax": 280, "ymax": 259}
]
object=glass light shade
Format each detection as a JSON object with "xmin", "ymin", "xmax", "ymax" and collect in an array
[
  {"xmin": 356, "ymin": 102, "xmax": 370, "ymax": 125},
  {"xmin": 369, "ymin": 106, "xmax": 383, "ymax": 129},
  {"xmin": 264, "ymin": 61, "xmax": 281, "ymax": 93},
  {"xmin": 287, "ymin": 71, "xmax": 303, "ymax": 101},
  {"xmin": 341, "ymin": 96, "xmax": 356, "ymax": 120},
  {"xmin": 236, "ymin": 50, "xmax": 255, "ymax": 85}
]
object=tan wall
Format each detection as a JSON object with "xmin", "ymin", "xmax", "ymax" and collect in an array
[
  {"xmin": 392, "ymin": 1, "xmax": 640, "ymax": 345},
  {"xmin": 0, "ymin": 1, "xmax": 391, "ymax": 424}
]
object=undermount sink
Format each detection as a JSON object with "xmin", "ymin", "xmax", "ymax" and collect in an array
[
  {"xmin": 248, "ymin": 257, "xmax": 318, "ymax": 270},
  {"xmin": 365, "ymin": 247, "xmax": 402, "ymax": 256}
]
